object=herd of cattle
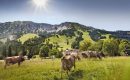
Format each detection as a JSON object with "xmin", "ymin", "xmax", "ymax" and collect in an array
[
  {"xmin": 3, "ymin": 49, "xmax": 105, "ymax": 77},
  {"xmin": 61, "ymin": 49, "xmax": 105, "ymax": 77}
]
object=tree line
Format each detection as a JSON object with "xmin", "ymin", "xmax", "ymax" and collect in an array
[
  {"xmin": 79, "ymin": 38, "xmax": 130, "ymax": 56},
  {"xmin": 0, "ymin": 33, "xmax": 130, "ymax": 60},
  {"xmin": 0, "ymin": 36, "xmax": 63, "ymax": 60}
]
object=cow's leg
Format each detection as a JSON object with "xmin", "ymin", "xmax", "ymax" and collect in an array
[
  {"xmin": 61, "ymin": 69, "xmax": 63, "ymax": 79},
  {"xmin": 66, "ymin": 70, "xmax": 69, "ymax": 77},
  {"xmin": 99, "ymin": 56, "xmax": 102, "ymax": 60},
  {"xmin": 71, "ymin": 57, "xmax": 76, "ymax": 70},
  {"xmin": 77, "ymin": 56, "xmax": 81, "ymax": 61},
  {"xmin": 4, "ymin": 60, "xmax": 8, "ymax": 69},
  {"xmin": 97, "ymin": 55, "xmax": 102, "ymax": 60},
  {"xmin": 4, "ymin": 64, "xmax": 7, "ymax": 69},
  {"xmin": 18, "ymin": 62, "xmax": 20, "ymax": 67},
  {"xmin": 73, "ymin": 62, "xmax": 76, "ymax": 70}
]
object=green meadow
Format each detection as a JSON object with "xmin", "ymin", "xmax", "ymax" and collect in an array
[{"xmin": 0, "ymin": 57, "xmax": 130, "ymax": 80}]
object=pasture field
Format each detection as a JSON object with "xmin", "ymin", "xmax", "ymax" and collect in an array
[{"xmin": 0, "ymin": 57, "xmax": 130, "ymax": 80}]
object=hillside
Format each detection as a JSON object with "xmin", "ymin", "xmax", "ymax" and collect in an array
[
  {"xmin": 47, "ymin": 35, "xmax": 75, "ymax": 50},
  {"xmin": 13, "ymin": 21, "xmax": 130, "ymax": 51},
  {"xmin": 47, "ymin": 30, "xmax": 94, "ymax": 50},
  {"xmin": 18, "ymin": 33, "xmax": 39, "ymax": 44},
  {"xmin": 0, "ymin": 21, "xmax": 130, "ymax": 42}
]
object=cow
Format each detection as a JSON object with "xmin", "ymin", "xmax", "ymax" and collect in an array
[
  {"xmin": 81, "ymin": 51, "xmax": 90, "ymax": 58},
  {"xmin": 81, "ymin": 51, "xmax": 104, "ymax": 60},
  {"xmin": 27, "ymin": 53, "xmax": 34, "ymax": 60},
  {"xmin": 61, "ymin": 55, "xmax": 76, "ymax": 78},
  {"xmin": 98, "ymin": 51, "xmax": 105, "ymax": 58},
  {"xmin": 4, "ymin": 54, "xmax": 25, "ymax": 69},
  {"xmin": 63, "ymin": 49, "xmax": 81, "ymax": 60}
]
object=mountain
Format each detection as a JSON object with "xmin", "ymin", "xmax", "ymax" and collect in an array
[
  {"xmin": 0, "ymin": 21, "xmax": 130, "ymax": 41},
  {"xmin": 0, "ymin": 21, "xmax": 52, "ymax": 38},
  {"xmin": 0, "ymin": 21, "xmax": 93, "ymax": 38},
  {"xmin": 0, "ymin": 21, "xmax": 72, "ymax": 37}
]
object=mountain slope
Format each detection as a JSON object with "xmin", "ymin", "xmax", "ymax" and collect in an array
[
  {"xmin": 0, "ymin": 21, "xmax": 130, "ymax": 41},
  {"xmin": 18, "ymin": 33, "xmax": 39, "ymax": 44}
]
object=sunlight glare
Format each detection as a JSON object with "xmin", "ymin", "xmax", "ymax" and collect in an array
[{"xmin": 32, "ymin": 0, "xmax": 49, "ymax": 9}]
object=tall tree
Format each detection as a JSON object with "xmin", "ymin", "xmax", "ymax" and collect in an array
[
  {"xmin": 102, "ymin": 39, "xmax": 119, "ymax": 56},
  {"xmin": 39, "ymin": 45, "xmax": 49, "ymax": 58},
  {"xmin": 88, "ymin": 40, "xmax": 103, "ymax": 51},
  {"xmin": 2, "ymin": 45, "xmax": 7, "ymax": 57},
  {"xmin": 80, "ymin": 39, "xmax": 92, "ymax": 51},
  {"xmin": 8, "ymin": 45, "xmax": 12, "ymax": 57}
]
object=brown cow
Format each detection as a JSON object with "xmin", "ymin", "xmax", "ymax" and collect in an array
[
  {"xmin": 81, "ymin": 51, "xmax": 90, "ymax": 58},
  {"xmin": 81, "ymin": 51, "xmax": 103, "ymax": 60},
  {"xmin": 63, "ymin": 49, "xmax": 81, "ymax": 60},
  {"xmin": 4, "ymin": 54, "xmax": 25, "ymax": 69},
  {"xmin": 61, "ymin": 55, "xmax": 76, "ymax": 78}
]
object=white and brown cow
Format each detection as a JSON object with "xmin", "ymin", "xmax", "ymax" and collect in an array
[
  {"xmin": 63, "ymin": 49, "xmax": 81, "ymax": 60},
  {"xmin": 81, "ymin": 51, "xmax": 104, "ymax": 60},
  {"xmin": 4, "ymin": 54, "xmax": 25, "ymax": 69},
  {"xmin": 61, "ymin": 55, "xmax": 76, "ymax": 78}
]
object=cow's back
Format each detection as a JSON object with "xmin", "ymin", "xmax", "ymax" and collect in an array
[{"xmin": 61, "ymin": 55, "xmax": 75, "ymax": 71}]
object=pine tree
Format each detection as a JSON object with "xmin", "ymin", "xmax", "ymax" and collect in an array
[{"xmin": 8, "ymin": 45, "xmax": 12, "ymax": 57}]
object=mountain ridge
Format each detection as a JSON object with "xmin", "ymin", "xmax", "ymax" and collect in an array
[{"xmin": 0, "ymin": 21, "xmax": 130, "ymax": 40}]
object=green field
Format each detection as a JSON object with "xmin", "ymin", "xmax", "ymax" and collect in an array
[{"xmin": 0, "ymin": 57, "xmax": 130, "ymax": 80}]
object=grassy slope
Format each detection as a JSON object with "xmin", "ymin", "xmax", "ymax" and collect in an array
[
  {"xmin": 48, "ymin": 30, "xmax": 93, "ymax": 50},
  {"xmin": 18, "ymin": 33, "xmax": 39, "ymax": 44},
  {"xmin": 48, "ymin": 35, "xmax": 75, "ymax": 50},
  {"xmin": 0, "ymin": 57, "xmax": 130, "ymax": 80},
  {"xmin": 17, "ymin": 29, "xmax": 105, "ymax": 50},
  {"xmin": 81, "ymin": 30, "xmax": 93, "ymax": 41}
]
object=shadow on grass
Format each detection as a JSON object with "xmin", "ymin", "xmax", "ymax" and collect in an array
[
  {"xmin": 53, "ymin": 69, "xmax": 84, "ymax": 80},
  {"xmin": 69, "ymin": 69, "xmax": 84, "ymax": 80}
]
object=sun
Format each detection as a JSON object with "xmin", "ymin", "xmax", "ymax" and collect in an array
[{"xmin": 32, "ymin": 0, "xmax": 49, "ymax": 9}]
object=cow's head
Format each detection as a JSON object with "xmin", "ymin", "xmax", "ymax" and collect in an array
[{"xmin": 18, "ymin": 54, "xmax": 25, "ymax": 62}]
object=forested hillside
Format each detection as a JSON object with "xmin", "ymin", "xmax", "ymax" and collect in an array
[{"xmin": 0, "ymin": 21, "xmax": 130, "ymax": 59}]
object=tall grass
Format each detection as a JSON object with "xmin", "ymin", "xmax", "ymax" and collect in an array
[{"xmin": 0, "ymin": 57, "xmax": 129, "ymax": 80}]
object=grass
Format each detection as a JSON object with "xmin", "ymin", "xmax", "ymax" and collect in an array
[
  {"xmin": 48, "ymin": 35, "xmax": 75, "ymax": 50},
  {"xmin": 47, "ymin": 31, "xmax": 93, "ymax": 50},
  {"xmin": 0, "ymin": 57, "xmax": 130, "ymax": 80},
  {"xmin": 122, "ymin": 57, "xmax": 130, "ymax": 80},
  {"xmin": 18, "ymin": 33, "xmax": 39, "ymax": 44},
  {"xmin": 81, "ymin": 30, "xmax": 93, "ymax": 42}
]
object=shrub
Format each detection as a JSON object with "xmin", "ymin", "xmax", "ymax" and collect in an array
[{"xmin": 39, "ymin": 45, "xmax": 49, "ymax": 58}]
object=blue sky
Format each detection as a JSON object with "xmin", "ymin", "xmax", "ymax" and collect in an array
[{"xmin": 0, "ymin": 0, "xmax": 130, "ymax": 31}]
